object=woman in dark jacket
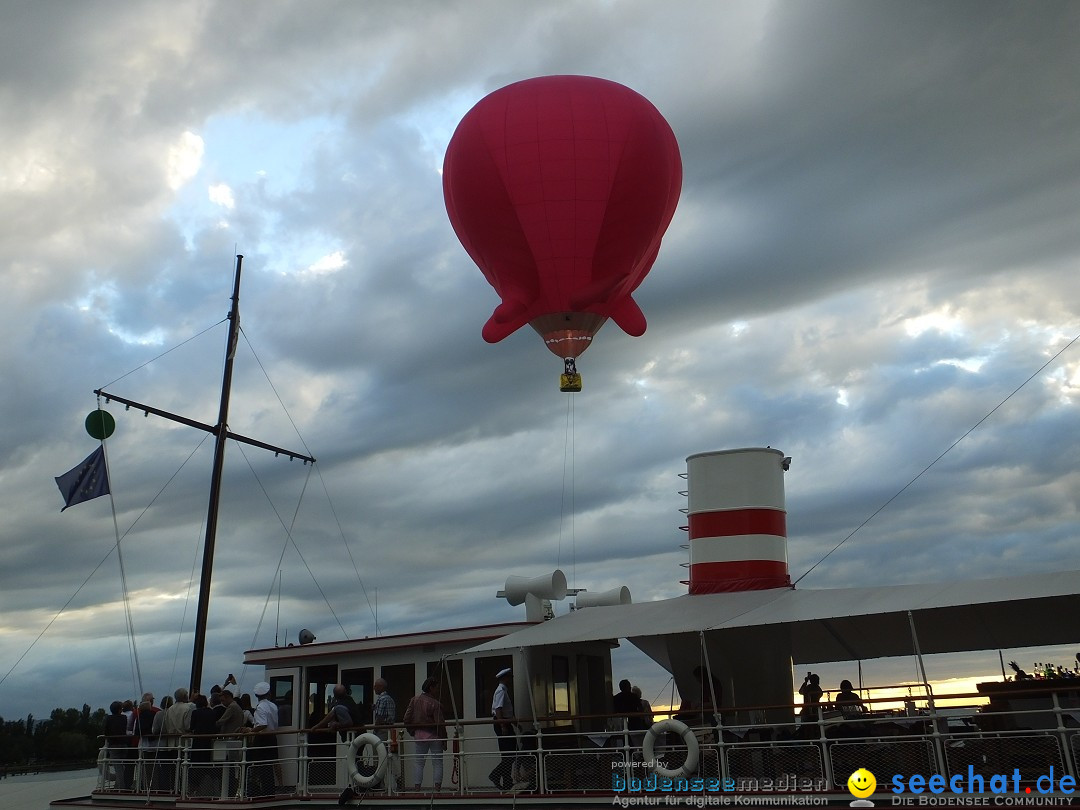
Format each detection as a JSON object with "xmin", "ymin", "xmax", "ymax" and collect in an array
[
  {"xmin": 189, "ymin": 694, "xmax": 218, "ymax": 795},
  {"xmin": 103, "ymin": 701, "xmax": 130, "ymax": 790}
]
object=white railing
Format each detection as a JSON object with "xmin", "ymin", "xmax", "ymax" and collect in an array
[{"xmin": 93, "ymin": 692, "xmax": 1080, "ymax": 799}]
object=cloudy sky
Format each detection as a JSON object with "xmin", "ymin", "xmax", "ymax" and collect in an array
[{"xmin": 2, "ymin": 0, "xmax": 1079, "ymax": 721}]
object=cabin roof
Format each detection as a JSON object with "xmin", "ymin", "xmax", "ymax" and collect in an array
[
  {"xmin": 244, "ymin": 621, "xmax": 535, "ymax": 665},
  {"xmin": 463, "ymin": 569, "xmax": 1080, "ymax": 664}
]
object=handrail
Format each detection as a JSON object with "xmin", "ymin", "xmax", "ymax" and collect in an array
[{"xmin": 94, "ymin": 696, "xmax": 1080, "ymax": 800}]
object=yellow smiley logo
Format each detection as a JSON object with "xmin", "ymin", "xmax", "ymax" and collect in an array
[{"xmin": 847, "ymin": 768, "xmax": 876, "ymax": 798}]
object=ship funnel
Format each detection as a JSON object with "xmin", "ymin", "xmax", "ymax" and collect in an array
[
  {"xmin": 575, "ymin": 586, "xmax": 632, "ymax": 609},
  {"xmin": 685, "ymin": 448, "xmax": 791, "ymax": 594}
]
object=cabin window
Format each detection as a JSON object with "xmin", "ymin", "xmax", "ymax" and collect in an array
[
  {"xmin": 426, "ymin": 658, "xmax": 463, "ymax": 721},
  {"xmin": 474, "ymin": 655, "xmax": 513, "ymax": 719},
  {"xmin": 341, "ymin": 667, "xmax": 373, "ymax": 725},
  {"xmin": 381, "ymin": 663, "xmax": 415, "ymax": 723},
  {"xmin": 577, "ymin": 654, "xmax": 608, "ymax": 733},
  {"xmin": 305, "ymin": 664, "xmax": 337, "ymax": 728},
  {"xmin": 551, "ymin": 655, "xmax": 570, "ymax": 715},
  {"xmin": 269, "ymin": 674, "xmax": 294, "ymax": 728}
]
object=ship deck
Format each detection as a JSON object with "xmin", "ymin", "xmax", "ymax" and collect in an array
[{"xmin": 50, "ymin": 683, "xmax": 1080, "ymax": 809}]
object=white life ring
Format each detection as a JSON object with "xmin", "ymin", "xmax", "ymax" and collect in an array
[
  {"xmin": 347, "ymin": 732, "xmax": 389, "ymax": 788},
  {"xmin": 642, "ymin": 718, "xmax": 700, "ymax": 779}
]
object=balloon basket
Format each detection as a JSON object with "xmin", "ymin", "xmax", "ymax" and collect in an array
[{"xmin": 559, "ymin": 373, "xmax": 582, "ymax": 393}]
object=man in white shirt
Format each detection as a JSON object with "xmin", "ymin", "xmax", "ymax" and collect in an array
[
  {"xmin": 489, "ymin": 668, "xmax": 516, "ymax": 790},
  {"xmin": 247, "ymin": 682, "xmax": 279, "ymax": 797},
  {"xmin": 156, "ymin": 687, "xmax": 193, "ymax": 792},
  {"xmin": 161, "ymin": 687, "xmax": 194, "ymax": 739}
]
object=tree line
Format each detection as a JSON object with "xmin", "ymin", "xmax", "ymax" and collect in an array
[{"xmin": 0, "ymin": 705, "xmax": 105, "ymax": 767}]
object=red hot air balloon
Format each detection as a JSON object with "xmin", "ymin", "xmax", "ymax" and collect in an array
[{"xmin": 443, "ymin": 75, "xmax": 682, "ymax": 391}]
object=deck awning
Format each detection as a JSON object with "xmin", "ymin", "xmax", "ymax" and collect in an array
[{"xmin": 464, "ymin": 569, "xmax": 1080, "ymax": 664}]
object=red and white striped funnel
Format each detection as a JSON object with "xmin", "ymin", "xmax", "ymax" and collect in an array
[{"xmin": 685, "ymin": 448, "xmax": 791, "ymax": 594}]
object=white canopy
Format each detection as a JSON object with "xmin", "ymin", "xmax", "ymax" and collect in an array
[{"xmin": 465, "ymin": 569, "xmax": 1080, "ymax": 665}]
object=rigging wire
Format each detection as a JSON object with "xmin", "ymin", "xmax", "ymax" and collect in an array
[
  {"xmin": 98, "ymin": 320, "xmax": 227, "ymax": 391},
  {"xmin": 570, "ymin": 395, "xmax": 576, "ymax": 587},
  {"xmin": 235, "ymin": 443, "xmax": 349, "ymax": 639},
  {"xmin": 557, "ymin": 395, "xmax": 577, "ymax": 587},
  {"xmin": 0, "ymin": 546, "xmax": 118, "ymax": 690},
  {"xmin": 238, "ymin": 326, "xmax": 315, "ymax": 459},
  {"xmin": 557, "ymin": 397, "xmax": 571, "ymax": 569},
  {"xmin": 173, "ymin": 515, "xmax": 206, "ymax": 692},
  {"xmin": 19, "ymin": 285, "xmax": 364, "ymax": 693},
  {"xmin": 99, "ymin": 435, "xmax": 142, "ymax": 698},
  {"xmin": 239, "ymin": 327, "xmax": 378, "ymax": 632},
  {"xmin": 794, "ymin": 328, "xmax": 1080, "ymax": 586},
  {"xmin": 0, "ymin": 433, "xmax": 211, "ymax": 690},
  {"xmin": 311, "ymin": 463, "xmax": 379, "ymax": 633}
]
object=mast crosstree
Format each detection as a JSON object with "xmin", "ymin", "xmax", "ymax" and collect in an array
[{"xmin": 94, "ymin": 255, "xmax": 316, "ymax": 694}]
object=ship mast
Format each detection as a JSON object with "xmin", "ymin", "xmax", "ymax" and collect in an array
[{"xmin": 95, "ymin": 254, "xmax": 315, "ymax": 694}]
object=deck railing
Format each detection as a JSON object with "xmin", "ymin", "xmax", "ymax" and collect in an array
[{"xmin": 92, "ymin": 686, "xmax": 1080, "ymax": 799}]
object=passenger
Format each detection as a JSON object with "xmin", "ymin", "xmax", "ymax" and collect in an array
[
  {"xmin": 246, "ymin": 681, "xmax": 279, "ymax": 797},
  {"xmin": 311, "ymin": 684, "xmax": 356, "ymax": 736},
  {"xmin": 349, "ymin": 679, "xmax": 394, "ymax": 791},
  {"xmin": 835, "ymin": 679, "xmax": 866, "ymax": 717},
  {"xmin": 215, "ymin": 689, "xmax": 245, "ymax": 795},
  {"xmin": 237, "ymin": 692, "xmax": 255, "ymax": 727},
  {"xmin": 403, "ymin": 677, "xmax": 446, "ymax": 791},
  {"xmin": 161, "ymin": 688, "xmax": 194, "ymax": 740},
  {"xmin": 132, "ymin": 691, "xmax": 159, "ymax": 733},
  {"xmin": 104, "ymin": 700, "xmax": 130, "ymax": 790},
  {"xmin": 489, "ymin": 667, "xmax": 517, "ymax": 791},
  {"xmin": 612, "ymin": 679, "xmax": 646, "ymax": 730},
  {"xmin": 677, "ymin": 666, "xmax": 722, "ymax": 729},
  {"xmin": 189, "ymin": 693, "xmax": 217, "ymax": 796},
  {"xmin": 158, "ymin": 688, "xmax": 193, "ymax": 791},
  {"xmin": 151, "ymin": 694, "xmax": 172, "ymax": 736},
  {"xmin": 216, "ymin": 688, "xmax": 245, "ymax": 733},
  {"xmin": 132, "ymin": 699, "xmax": 157, "ymax": 787},
  {"xmin": 799, "ymin": 672, "xmax": 823, "ymax": 717},
  {"xmin": 121, "ymin": 699, "xmax": 135, "ymax": 732},
  {"xmin": 631, "ymin": 686, "xmax": 654, "ymax": 727},
  {"xmin": 372, "ymin": 678, "xmax": 396, "ymax": 741},
  {"xmin": 209, "ymin": 689, "xmax": 225, "ymax": 723}
]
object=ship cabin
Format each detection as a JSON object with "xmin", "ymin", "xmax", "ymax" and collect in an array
[{"xmin": 243, "ymin": 615, "xmax": 620, "ymax": 792}]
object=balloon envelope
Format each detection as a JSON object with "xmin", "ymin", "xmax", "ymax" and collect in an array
[{"xmin": 443, "ymin": 75, "xmax": 682, "ymax": 360}]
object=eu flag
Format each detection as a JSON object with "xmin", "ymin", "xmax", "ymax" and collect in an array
[{"xmin": 55, "ymin": 446, "xmax": 111, "ymax": 511}]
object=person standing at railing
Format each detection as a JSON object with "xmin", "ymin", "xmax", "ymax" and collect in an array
[
  {"xmin": 104, "ymin": 701, "xmax": 130, "ymax": 790},
  {"xmin": 799, "ymin": 673, "xmax": 823, "ymax": 718},
  {"xmin": 311, "ymin": 685, "xmax": 358, "ymax": 738},
  {"xmin": 613, "ymin": 679, "xmax": 648, "ymax": 731},
  {"xmin": 489, "ymin": 668, "xmax": 517, "ymax": 791},
  {"xmin": 835, "ymin": 680, "xmax": 866, "ymax": 718},
  {"xmin": 404, "ymin": 677, "xmax": 446, "ymax": 792},
  {"xmin": 676, "ymin": 666, "xmax": 722, "ymax": 742},
  {"xmin": 216, "ymin": 688, "xmax": 244, "ymax": 796},
  {"xmin": 247, "ymin": 681, "xmax": 279, "ymax": 797},
  {"xmin": 133, "ymin": 699, "xmax": 157, "ymax": 789},
  {"xmin": 189, "ymin": 694, "xmax": 217, "ymax": 796},
  {"xmin": 160, "ymin": 688, "xmax": 193, "ymax": 792},
  {"xmin": 237, "ymin": 693, "xmax": 255, "ymax": 727},
  {"xmin": 217, "ymin": 689, "xmax": 245, "ymax": 734},
  {"xmin": 632, "ymin": 686, "xmax": 654, "ymax": 727},
  {"xmin": 371, "ymin": 678, "xmax": 398, "ymax": 789},
  {"xmin": 372, "ymin": 679, "xmax": 396, "ymax": 740}
]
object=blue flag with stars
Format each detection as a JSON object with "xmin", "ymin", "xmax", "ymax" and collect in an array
[{"xmin": 55, "ymin": 446, "xmax": 111, "ymax": 511}]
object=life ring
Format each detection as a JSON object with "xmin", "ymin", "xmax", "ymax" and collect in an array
[
  {"xmin": 642, "ymin": 718, "xmax": 699, "ymax": 779},
  {"xmin": 347, "ymin": 732, "xmax": 389, "ymax": 788}
]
